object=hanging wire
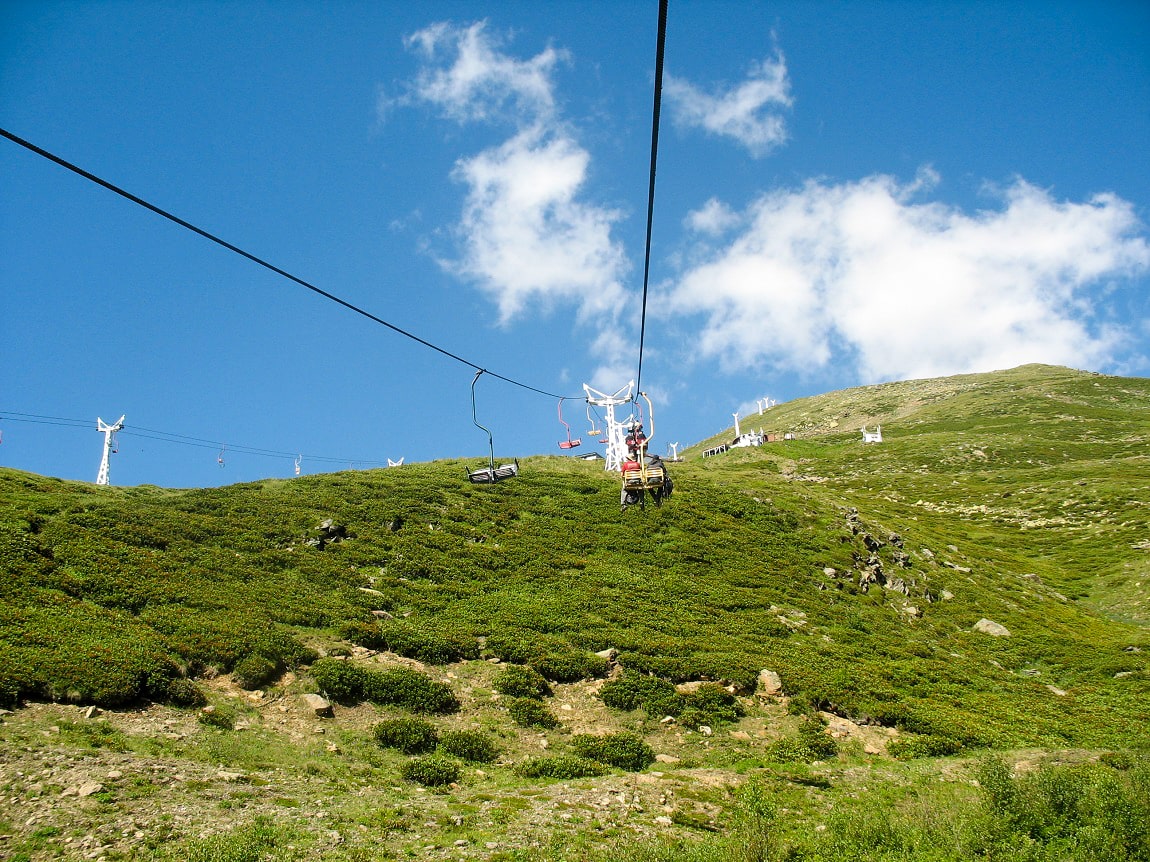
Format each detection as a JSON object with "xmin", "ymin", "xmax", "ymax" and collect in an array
[
  {"xmin": 0, "ymin": 411, "xmax": 391, "ymax": 466},
  {"xmin": 634, "ymin": 0, "xmax": 669, "ymax": 397},
  {"xmin": 0, "ymin": 127, "xmax": 579, "ymax": 401}
]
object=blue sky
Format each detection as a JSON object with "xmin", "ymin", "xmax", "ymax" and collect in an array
[{"xmin": 2, "ymin": 0, "xmax": 1148, "ymax": 488}]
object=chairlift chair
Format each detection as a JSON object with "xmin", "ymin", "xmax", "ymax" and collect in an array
[
  {"xmin": 557, "ymin": 397, "xmax": 582, "ymax": 450},
  {"xmin": 467, "ymin": 370, "xmax": 520, "ymax": 484},
  {"xmin": 620, "ymin": 392, "xmax": 672, "ymax": 510},
  {"xmin": 586, "ymin": 403, "xmax": 603, "ymax": 437}
]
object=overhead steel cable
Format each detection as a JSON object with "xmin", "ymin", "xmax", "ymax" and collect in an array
[
  {"xmin": 0, "ymin": 126, "xmax": 577, "ymax": 401},
  {"xmin": 634, "ymin": 0, "xmax": 669, "ymax": 397},
  {"xmin": 0, "ymin": 410, "xmax": 390, "ymax": 465}
]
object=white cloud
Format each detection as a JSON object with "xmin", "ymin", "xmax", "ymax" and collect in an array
[
  {"xmin": 397, "ymin": 21, "xmax": 566, "ymax": 124},
  {"xmin": 666, "ymin": 173, "xmax": 1150, "ymax": 381},
  {"xmin": 396, "ymin": 22, "xmax": 632, "ymax": 330},
  {"xmin": 665, "ymin": 53, "xmax": 792, "ymax": 157},
  {"xmin": 686, "ymin": 198, "xmax": 740, "ymax": 235},
  {"xmin": 449, "ymin": 126, "xmax": 629, "ymax": 322}
]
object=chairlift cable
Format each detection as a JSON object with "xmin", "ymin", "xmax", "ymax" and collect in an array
[
  {"xmin": 0, "ymin": 410, "xmax": 389, "ymax": 466},
  {"xmin": 0, "ymin": 126, "xmax": 578, "ymax": 402},
  {"xmin": 634, "ymin": 0, "xmax": 668, "ymax": 398}
]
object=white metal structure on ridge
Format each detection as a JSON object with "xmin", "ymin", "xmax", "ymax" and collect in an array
[
  {"xmin": 95, "ymin": 415, "xmax": 125, "ymax": 486},
  {"xmin": 861, "ymin": 425, "xmax": 883, "ymax": 444},
  {"xmin": 583, "ymin": 381, "xmax": 634, "ymax": 471}
]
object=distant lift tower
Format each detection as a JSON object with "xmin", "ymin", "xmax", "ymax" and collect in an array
[
  {"xmin": 96, "ymin": 415, "xmax": 125, "ymax": 486},
  {"xmin": 583, "ymin": 381, "xmax": 634, "ymax": 472}
]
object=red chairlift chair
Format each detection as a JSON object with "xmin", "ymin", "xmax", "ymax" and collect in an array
[{"xmin": 557, "ymin": 397, "xmax": 582, "ymax": 450}]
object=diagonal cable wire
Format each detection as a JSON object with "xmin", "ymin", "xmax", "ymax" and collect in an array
[
  {"xmin": 634, "ymin": 0, "xmax": 669, "ymax": 397},
  {"xmin": 0, "ymin": 411, "xmax": 390, "ymax": 465},
  {"xmin": 0, "ymin": 126, "xmax": 578, "ymax": 401}
]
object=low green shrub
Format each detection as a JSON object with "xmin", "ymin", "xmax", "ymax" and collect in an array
[
  {"xmin": 364, "ymin": 667, "xmax": 460, "ymax": 714},
  {"xmin": 197, "ymin": 705, "xmax": 236, "ymax": 730},
  {"xmin": 764, "ymin": 737, "xmax": 812, "ymax": 764},
  {"xmin": 600, "ymin": 674, "xmax": 744, "ymax": 729},
  {"xmin": 571, "ymin": 733, "xmax": 655, "ymax": 771},
  {"xmin": 373, "ymin": 717, "xmax": 439, "ymax": 754},
  {"xmin": 232, "ymin": 654, "xmax": 279, "ymax": 690},
  {"xmin": 310, "ymin": 657, "xmax": 363, "ymax": 703},
  {"xmin": 1100, "ymin": 750, "xmax": 1138, "ymax": 771},
  {"xmin": 484, "ymin": 632, "xmax": 608, "ymax": 683},
  {"xmin": 347, "ymin": 620, "xmax": 480, "ymax": 665},
  {"xmin": 310, "ymin": 658, "xmax": 459, "ymax": 713},
  {"xmin": 508, "ymin": 697, "xmax": 559, "ymax": 729},
  {"xmin": 439, "ymin": 730, "xmax": 499, "ymax": 763},
  {"xmin": 763, "ymin": 717, "xmax": 839, "ymax": 763},
  {"xmin": 165, "ymin": 677, "xmax": 206, "ymax": 707},
  {"xmin": 678, "ymin": 683, "xmax": 745, "ymax": 729},
  {"xmin": 0, "ymin": 664, "xmax": 22, "ymax": 708},
  {"xmin": 888, "ymin": 733, "xmax": 964, "ymax": 760},
  {"xmin": 600, "ymin": 672, "xmax": 679, "ymax": 713},
  {"xmin": 492, "ymin": 664, "xmax": 551, "ymax": 699},
  {"xmin": 400, "ymin": 755, "xmax": 461, "ymax": 787},
  {"xmin": 976, "ymin": 756, "xmax": 1150, "ymax": 859},
  {"xmin": 532, "ymin": 651, "xmax": 609, "ymax": 683},
  {"xmin": 797, "ymin": 717, "xmax": 839, "ymax": 759},
  {"xmin": 516, "ymin": 756, "xmax": 608, "ymax": 779}
]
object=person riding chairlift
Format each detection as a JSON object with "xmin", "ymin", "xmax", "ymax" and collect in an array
[
  {"xmin": 620, "ymin": 422, "xmax": 673, "ymax": 510},
  {"xmin": 625, "ymin": 423, "xmax": 647, "ymax": 454}
]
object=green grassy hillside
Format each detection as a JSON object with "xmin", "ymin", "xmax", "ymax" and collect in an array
[{"xmin": 1, "ymin": 364, "xmax": 1147, "ymax": 861}]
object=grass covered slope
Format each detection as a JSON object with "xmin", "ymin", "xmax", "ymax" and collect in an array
[{"xmin": 1, "ymin": 364, "xmax": 1147, "ymax": 752}]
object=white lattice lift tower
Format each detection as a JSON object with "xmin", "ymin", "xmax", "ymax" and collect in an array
[
  {"xmin": 583, "ymin": 381, "xmax": 634, "ymax": 471},
  {"xmin": 95, "ymin": 415, "xmax": 125, "ymax": 486}
]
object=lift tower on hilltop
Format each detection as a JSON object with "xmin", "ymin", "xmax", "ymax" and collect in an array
[{"xmin": 96, "ymin": 415, "xmax": 125, "ymax": 486}]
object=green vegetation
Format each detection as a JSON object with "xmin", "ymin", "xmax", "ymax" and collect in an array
[
  {"xmin": 571, "ymin": 733, "xmax": 656, "ymax": 771},
  {"xmin": 507, "ymin": 696, "xmax": 560, "ymax": 729},
  {"xmin": 372, "ymin": 717, "xmax": 439, "ymax": 754},
  {"xmin": 492, "ymin": 663, "xmax": 552, "ymax": 699},
  {"xmin": 515, "ymin": 755, "xmax": 610, "ymax": 779},
  {"xmin": 399, "ymin": 754, "xmax": 463, "ymax": 787},
  {"xmin": 310, "ymin": 658, "xmax": 459, "ymax": 713},
  {"xmin": 0, "ymin": 364, "xmax": 1148, "ymax": 858}
]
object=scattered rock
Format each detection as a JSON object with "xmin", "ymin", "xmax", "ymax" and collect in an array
[
  {"xmin": 655, "ymin": 754, "xmax": 681, "ymax": 764},
  {"xmin": 756, "ymin": 669, "xmax": 783, "ymax": 697},
  {"xmin": 302, "ymin": 694, "xmax": 334, "ymax": 718},
  {"xmin": 77, "ymin": 782, "xmax": 104, "ymax": 797},
  {"xmin": 1046, "ymin": 685, "xmax": 1068, "ymax": 696},
  {"xmin": 973, "ymin": 618, "xmax": 1011, "ymax": 637}
]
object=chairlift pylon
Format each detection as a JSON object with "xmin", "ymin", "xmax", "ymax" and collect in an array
[
  {"xmin": 467, "ymin": 370, "xmax": 519, "ymax": 484},
  {"xmin": 557, "ymin": 397, "xmax": 582, "ymax": 450}
]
